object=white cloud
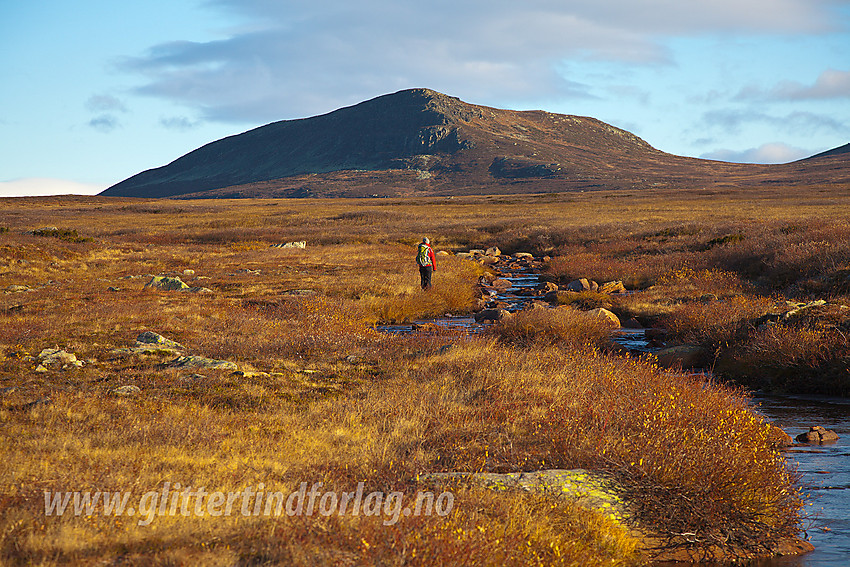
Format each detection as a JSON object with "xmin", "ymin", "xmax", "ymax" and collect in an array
[
  {"xmin": 737, "ymin": 68, "xmax": 850, "ymax": 100},
  {"xmin": 118, "ymin": 0, "xmax": 844, "ymax": 123},
  {"xmin": 701, "ymin": 142, "xmax": 811, "ymax": 164},
  {"xmin": 0, "ymin": 178, "xmax": 106, "ymax": 198},
  {"xmin": 85, "ymin": 95, "xmax": 128, "ymax": 113}
]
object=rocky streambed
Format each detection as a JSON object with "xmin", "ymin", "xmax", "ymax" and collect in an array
[{"xmin": 379, "ymin": 248, "xmax": 659, "ymax": 355}]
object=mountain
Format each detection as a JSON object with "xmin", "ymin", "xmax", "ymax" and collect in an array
[{"xmin": 101, "ymin": 88, "xmax": 849, "ymax": 198}]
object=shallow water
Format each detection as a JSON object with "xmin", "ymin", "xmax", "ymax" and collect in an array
[{"xmin": 751, "ymin": 395, "xmax": 850, "ymax": 566}]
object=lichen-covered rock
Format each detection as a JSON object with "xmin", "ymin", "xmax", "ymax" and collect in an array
[
  {"xmin": 144, "ymin": 276, "xmax": 189, "ymax": 291},
  {"xmin": 418, "ymin": 469, "xmax": 627, "ymax": 522},
  {"xmin": 38, "ymin": 348, "xmax": 84, "ymax": 369},
  {"xmin": 169, "ymin": 355, "xmax": 238, "ymax": 371},
  {"xmin": 136, "ymin": 331, "xmax": 184, "ymax": 350}
]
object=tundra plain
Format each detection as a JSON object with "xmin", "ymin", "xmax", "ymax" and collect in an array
[{"xmin": 2, "ymin": 185, "xmax": 849, "ymax": 565}]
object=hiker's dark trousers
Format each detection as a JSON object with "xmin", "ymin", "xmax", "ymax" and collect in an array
[{"xmin": 419, "ymin": 265, "xmax": 433, "ymax": 290}]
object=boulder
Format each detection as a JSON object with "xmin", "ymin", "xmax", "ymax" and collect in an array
[
  {"xmin": 169, "ymin": 355, "xmax": 238, "ymax": 371},
  {"xmin": 473, "ymin": 309, "xmax": 511, "ymax": 323},
  {"xmin": 514, "ymin": 252, "xmax": 534, "ymax": 259},
  {"xmin": 136, "ymin": 331, "xmax": 184, "ymax": 350},
  {"xmin": 796, "ymin": 426, "xmax": 839, "ymax": 444},
  {"xmin": 599, "ymin": 281, "xmax": 627, "ymax": 294},
  {"xmin": 469, "ymin": 249, "xmax": 485, "ymax": 255},
  {"xmin": 5, "ymin": 285, "xmax": 30, "ymax": 293},
  {"xmin": 784, "ymin": 300, "xmax": 827, "ymax": 320},
  {"xmin": 112, "ymin": 385, "xmax": 141, "ymax": 397},
  {"xmin": 655, "ymin": 344, "xmax": 705, "ymax": 369},
  {"xmin": 187, "ymin": 287, "xmax": 213, "ymax": 293},
  {"xmin": 271, "ymin": 240, "xmax": 307, "ymax": 249},
  {"xmin": 525, "ymin": 301, "xmax": 550, "ymax": 311},
  {"xmin": 418, "ymin": 469, "xmax": 626, "ymax": 522},
  {"xmin": 144, "ymin": 276, "xmax": 189, "ymax": 291},
  {"xmin": 565, "ymin": 278, "xmax": 591, "ymax": 292},
  {"xmin": 436, "ymin": 250, "xmax": 450, "ymax": 256},
  {"xmin": 485, "ymin": 246, "xmax": 501, "ymax": 257},
  {"xmin": 478, "ymin": 256, "xmax": 499, "ymax": 265},
  {"xmin": 38, "ymin": 348, "xmax": 83, "ymax": 369},
  {"xmin": 491, "ymin": 278, "xmax": 513, "ymax": 290},
  {"xmin": 183, "ymin": 269, "xmax": 196, "ymax": 277},
  {"xmin": 537, "ymin": 281, "xmax": 558, "ymax": 293},
  {"xmin": 621, "ymin": 317, "xmax": 642, "ymax": 329},
  {"xmin": 590, "ymin": 280, "xmax": 599, "ymax": 292},
  {"xmin": 586, "ymin": 308, "xmax": 620, "ymax": 328}
]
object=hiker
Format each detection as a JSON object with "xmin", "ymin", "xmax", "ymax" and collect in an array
[{"xmin": 416, "ymin": 237, "xmax": 436, "ymax": 290}]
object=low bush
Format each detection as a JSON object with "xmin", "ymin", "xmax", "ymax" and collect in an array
[{"xmin": 488, "ymin": 307, "xmax": 613, "ymax": 350}]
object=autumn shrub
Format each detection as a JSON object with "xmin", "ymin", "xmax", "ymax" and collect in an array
[
  {"xmin": 715, "ymin": 303, "xmax": 850, "ymax": 394},
  {"xmin": 489, "ymin": 307, "xmax": 613, "ymax": 350},
  {"xmin": 662, "ymin": 295, "xmax": 776, "ymax": 349},
  {"xmin": 352, "ymin": 342, "xmax": 804, "ymax": 553}
]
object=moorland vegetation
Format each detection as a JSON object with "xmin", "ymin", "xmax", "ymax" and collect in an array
[{"xmin": 2, "ymin": 186, "xmax": 847, "ymax": 564}]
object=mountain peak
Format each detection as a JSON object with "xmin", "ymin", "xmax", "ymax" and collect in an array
[{"xmin": 101, "ymin": 89, "xmax": 849, "ymax": 199}]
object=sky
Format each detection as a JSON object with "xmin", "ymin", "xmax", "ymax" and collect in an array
[{"xmin": 1, "ymin": 0, "xmax": 849, "ymax": 197}]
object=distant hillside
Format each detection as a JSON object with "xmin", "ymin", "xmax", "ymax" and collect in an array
[{"xmin": 102, "ymin": 88, "xmax": 850, "ymax": 198}]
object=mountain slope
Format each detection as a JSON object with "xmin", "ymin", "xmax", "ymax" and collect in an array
[{"xmin": 102, "ymin": 89, "xmax": 849, "ymax": 198}]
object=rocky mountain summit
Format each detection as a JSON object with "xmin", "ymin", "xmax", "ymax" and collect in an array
[{"xmin": 102, "ymin": 88, "xmax": 849, "ymax": 198}]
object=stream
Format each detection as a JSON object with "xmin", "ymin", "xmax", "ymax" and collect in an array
[{"xmin": 378, "ymin": 254, "xmax": 850, "ymax": 565}]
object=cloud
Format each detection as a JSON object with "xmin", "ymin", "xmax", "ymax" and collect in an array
[
  {"xmin": 0, "ymin": 178, "xmax": 106, "ymax": 198},
  {"xmin": 701, "ymin": 142, "xmax": 811, "ymax": 164},
  {"xmin": 701, "ymin": 108, "xmax": 847, "ymax": 135},
  {"xmin": 737, "ymin": 68, "xmax": 850, "ymax": 101},
  {"xmin": 160, "ymin": 116, "xmax": 199, "ymax": 130},
  {"xmin": 88, "ymin": 115, "xmax": 120, "ymax": 132},
  {"xmin": 85, "ymin": 94, "xmax": 128, "ymax": 113},
  {"xmin": 118, "ymin": 0, "xmax": 844, "ymax": 123},
  {"xmin": 85, "ymin": 94, "xmax": 127, "ymax": 132}
]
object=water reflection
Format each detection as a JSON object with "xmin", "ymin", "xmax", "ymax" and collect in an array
[{"xmin": 754, "ymin": 395, "xmax": 850, "ymax": 566}]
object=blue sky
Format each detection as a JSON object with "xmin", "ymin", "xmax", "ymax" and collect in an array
[{"xmin": 1, "ymin": 0, "xmax": 848, "ymax": 197}]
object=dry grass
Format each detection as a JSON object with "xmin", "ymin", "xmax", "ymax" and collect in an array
[{"xmin": 1, "ymin": 188, "xmax": 838, "ymax": 564}]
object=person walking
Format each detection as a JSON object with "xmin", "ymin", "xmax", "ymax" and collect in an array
[{"xmin": 416, "ymin": 237, "xmax": 436, "ymax": 290}]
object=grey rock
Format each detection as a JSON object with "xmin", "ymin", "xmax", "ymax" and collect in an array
[
  {"xmin": 474, "ymin": 308, "xmax": 511, "ymax": 323},
  {"xmin": 565, "ymin": 278, "xmax": 591, "ymax": 292}
]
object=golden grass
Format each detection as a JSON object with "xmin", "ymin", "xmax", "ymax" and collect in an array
[{"xmin": 1, "ymin": 187, "xmax": 839, "ymax": 564}]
